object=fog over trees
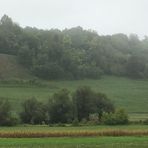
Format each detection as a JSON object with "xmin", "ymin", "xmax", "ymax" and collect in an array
[{"xmin": 1, "ymin": 15, "xmax": 148, "ymax": 80}]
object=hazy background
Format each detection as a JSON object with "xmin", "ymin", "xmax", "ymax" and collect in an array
[{"xmin": 0, "ymin": 0, "xmax": 147, "ymax": 38}]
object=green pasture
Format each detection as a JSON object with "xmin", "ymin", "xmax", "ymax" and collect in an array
[
  {"xmin": 0, "ymin": 125, "xmax": 148, "ymax": 132},
  {"xmin": 0, "ymin": 76, "xmax": 148, "ymax": 120},
  {"xmin": 0, "ymin": 137, "xmax": 148, "ymax": 148}
]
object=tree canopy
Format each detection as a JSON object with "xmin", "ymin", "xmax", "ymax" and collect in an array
[{"xmin": 1, "ymin": 15, "xmax": 148, "ymax": 80}]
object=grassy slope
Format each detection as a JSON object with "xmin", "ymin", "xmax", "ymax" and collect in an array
[
  {"xmin": 0, "ymin": 54, "xmax": 31, "ymax": 79},
  {"xmin": 0, "ymin": 76, "xmax": 148, "ymax": 114},
  {"xmin": 48, "ymin": 76, "xmax": 148, "ymax": 113}
]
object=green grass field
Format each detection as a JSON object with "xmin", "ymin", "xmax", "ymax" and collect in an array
[
  {"xmin": 0, "ymin": 137, "xmax": 148, "ymax": 148},
  {"xmin": 0, "ymin": 76, "xmax": 148, "ymax": 120},
  {"xmin": 0, "ymin": 125, "xmax": 148, "ymax": 132}
]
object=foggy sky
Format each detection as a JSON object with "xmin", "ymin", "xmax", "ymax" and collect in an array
[{"xmin": 0, "ymin": 0, "xmax": 148, "ymax": 38}]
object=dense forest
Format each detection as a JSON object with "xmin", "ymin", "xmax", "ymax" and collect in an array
[{"xmin": 1, "ymin": 15, "xmax": 148, "ymax": 80}]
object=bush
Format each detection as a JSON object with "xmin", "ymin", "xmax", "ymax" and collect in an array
[
  {"xmin": 48, "ymin": 89, "xmax": 73, "ymax": 124},
  {"xmin": 72, "ymin": 86, "xmax": 114, "ymax": 121},
  {"xmin": 143, "ymin": 119, "xmax": 148, "ymax": 125},
  {"xmin": 72, "ymin": 119, "xmax": 79, "ymax": 126},
  {"xmin": 88, "ymin": 113, "xmax": 99, "ymax": 125},
  {"xmin": 80, "ymin": 118, "xmax": 87, "ymax": 124},
  {"xmin": 20, "ymin": 97, "xmax": 48, "ymax": 124},
  {"xmin": 0, "ymin": 99, "xmax": 18, "ymax": 126},
  {"xmin": 3, "ymin": 115, "xmax": 19, "ymax": 126},
  {"xmin": 32, "ymin": 63, "xmax": 65, "ymax": 80},
  {"xmin": 72, "ymin": 86, "xmax": 95, "ymax": 121},
  {"xmin": 102, "ymin": 109, "xmax": 128, "ymax": 125}
]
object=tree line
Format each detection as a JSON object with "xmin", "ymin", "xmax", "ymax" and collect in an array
[
  {"xmin": 1, "ymin": 15, "xmax": 148, "ymax": 79},
  {"xmin": 0, "ymin": 86, "xmax": 129, "ymax": 126}
]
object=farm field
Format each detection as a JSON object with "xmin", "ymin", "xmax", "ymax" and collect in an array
[
  {"xmin": 0, "ymin": 76, "xmax": 148, "ymax": 120},
  {"xmin": 0, "ymin": 125, "xmax": 148, "ymax": 147},
  {"xmin": 0, "ymin": 125, "xmax": 148, "ymax": 138}
]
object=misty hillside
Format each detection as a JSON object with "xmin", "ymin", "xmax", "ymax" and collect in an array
[{"xmin": 1, "ymin": 15, "xmax": 148, "ymax": 80}]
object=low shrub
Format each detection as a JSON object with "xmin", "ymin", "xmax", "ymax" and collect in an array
[
  {"xmin": 72, "ymin": 119, "xmax": 79, "ymax": 126},
  {"xmin": 143, "ymin": 119, "xmax": 148, "ymax": 125},
  {"xmin": 88, "ymin": 113, "xmax": 99, "ymax": 125},
  {"xmin": 102, "ymin": 109, "xmax": 129, "ymax": 125},
  {"xmin": 0, "ymin": 99, "xmax": 18, "ymax": 126}
]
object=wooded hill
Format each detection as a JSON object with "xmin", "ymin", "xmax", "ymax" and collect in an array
[{"xmin": 0, "ymin": 15, "xmax": 148, "ymax": 80}]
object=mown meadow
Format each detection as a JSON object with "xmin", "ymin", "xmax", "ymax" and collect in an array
[{"xmin": 0, "ymin": 137, "xmax": 148, "ymax": 148}]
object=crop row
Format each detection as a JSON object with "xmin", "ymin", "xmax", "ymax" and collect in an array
[{"xmin": 0, "ymin": 130, "xmax": 148, "ymax": 138}]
